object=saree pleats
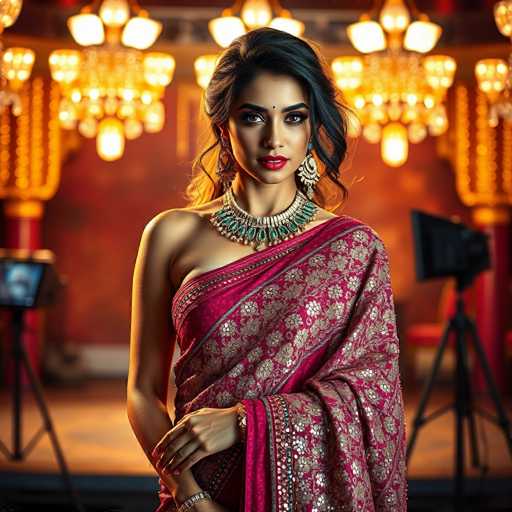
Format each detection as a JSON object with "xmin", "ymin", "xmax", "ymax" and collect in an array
[{"xmin": 158, "ymin": 216, "xmax": 407, "ymax": 512}]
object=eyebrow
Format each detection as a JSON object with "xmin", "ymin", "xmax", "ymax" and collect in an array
[{"xmin": 237, "ymin": 102, "xmax": 309, "ymax": 113}]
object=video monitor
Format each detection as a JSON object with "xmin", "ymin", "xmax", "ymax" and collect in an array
[{"xmin": 0, "ymin": 260, "xmax": 46, "ymax": 308}]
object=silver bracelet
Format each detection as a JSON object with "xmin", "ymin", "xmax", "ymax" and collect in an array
[{"xmin": 176, "ymin": 490, "xmax": 212, "ymax": 512}]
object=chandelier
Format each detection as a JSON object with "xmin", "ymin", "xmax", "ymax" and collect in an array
[
  {"xmin": 475, "ymin": 1, "xmax": 512, "ymax": 127},
  {"xmin": 0, "ymin": 0, "xmax": 35, "ymax": 115},
  {"xmin": 194, "ymin": 0, "xmax": 304, "ymax": 89},
  {"xmin": 49, "ymin": 0, "xmax": 175, "ymax": 161},
  {"xmin": 331, "ymin": 0, "xmax": 456, "ymax": 167}
]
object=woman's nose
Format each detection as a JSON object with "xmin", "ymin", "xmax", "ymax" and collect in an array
[{"xmin": 262, "ymin": 119, "xmax": 284, "ymax": 149}]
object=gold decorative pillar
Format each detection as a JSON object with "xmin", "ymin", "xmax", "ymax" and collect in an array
[
  {"xmin": 0, "ymin": 76, "xmax": 61, "ymax": 386},
  {"xmin": 442, "ymin": 82, "xmax": 512, "ymax": 393}
]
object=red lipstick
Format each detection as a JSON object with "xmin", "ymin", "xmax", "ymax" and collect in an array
[{"xmin": 257, "ymin": 155, "xmax": 289, "ymax": 170}]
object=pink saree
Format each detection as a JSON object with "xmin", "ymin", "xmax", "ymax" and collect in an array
[{"xmin": 157, "ymin": 215, "xmax": 407, "ymax": 511}]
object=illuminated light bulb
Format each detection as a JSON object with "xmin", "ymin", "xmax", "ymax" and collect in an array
[
  {"xmin": 423, "ymin": 94, "xmax": 435, "ymax": 109},
  {"xmin": 269, "ymin": 15, "xmax": 304, "ymax": 37},
  {"xmin": 208, "ymin": 16, "xmax": 246, "ymax": 48},
  {"xmin": 86, "ymin": 100, "xmax": 103, "ymax": 118},
  {"xmin": 363, "ymin": 123, "xmax": 382, "ymax": 143},
  {"xmin": 104, "ymin": 96, "xmax": 118, "ymax": 115},
  {"xmin": 381, "ymin": 122, "xmax": 408, "ymax": 167},
  {"xmin": 354, "ymin": 95, "xmax": 366, "ymax": 109},
  {"xmin": 144, "ymin": 53, "xmax": 176, "ymax": 87},
  {"xmin": 140, "ymin": 90, "xmax": 153, "ymax": 105},
  {"xmin": 494, "ymin": 1, "xmax": 512, "ymax": 37},
  {"xmin": 78, "ymin": 117, "xmax": 98, "ymax": 138},
  {"xmin": 404, "ymin": 20, "xmax": 442, "ymax": 53},
  {"xmin": 49, "ymin": 50, "xmax": 82, "ymax": 85},
  {"xmin": 194, "ymin": 54, "xmax": 219, "ymax": 89},
  {"xmin": 122, "ymin": 14, "xmax": 162, "ymax": 50},
  {"xmin": 379, "ymin": 0, "xmax": 410, "ymax": 33},
  {"xmin": 388, "ymin": 101, "xmax": 402, "ymax": 121},
  {"xmin": 331, "ymin": 57, "xmax": 364, "ymax": 91},
  {"xmin": 401, "ymin": 105, "xmax": 419, "ymax": 123},
  {"xmin": 241, "ymin": 0, "xmax": 272, "ymax": 29},
  {"xmin": 408, "ymin": 122, "xmax": 427, "ymax": 143},
  {"xmin": 97, "ymin": 117, "xmax": 125, "ymax": 161},
  {"xmin": 370, "ymin": 106, "xmax": 388, "ymax": 123},
  {"xmin": 68, "ymin": 13, "xmax": 105, "ymax": 46},
  {"xmin": 2, "ymin": 47, "xmax": 35, "ymax": 90},
  {"xmin": 118, "ymin": 100, "xmax": 136, "ymax": 119},
  {"xmin": 59, "ymin": 99, "xmax": 78, "ymax": 129},
  {"xmin": 0, "ymin": 0, "xmax": 22, "ymax": 29},
  {"xmin": 144, "ymin": 101, "xmax": 164, "ymax": 133},
  {"xmin": 347, "ymin": 20, "xmax": 386, "ymax": 54},
  {"xmin": 427, "ymin": 104, "xmax": 448, "ymax": 136},
  {"xmin": 124, "ymin": 118, "xmax": 143, "ymax": 139},
  {"xmin": 475, "ymin": 59, "xmax": 508, "ymax": 95},
  {"xmin": 423, "ymin": 55, "xmax": 457, "ymax": 90},
  {"xmin": 99, "ymin": 0, "xmax": 130, "ymax": 27}
]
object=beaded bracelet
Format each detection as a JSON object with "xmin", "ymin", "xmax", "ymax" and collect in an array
[{"xmin": 176, "ymin": 490, "xmax": 212, "ymax": 512}]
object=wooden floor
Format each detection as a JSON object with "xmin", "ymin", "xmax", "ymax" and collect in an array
[{"xmin": 0, "ymin": 378, "xmax": 511, "ymax": 480}]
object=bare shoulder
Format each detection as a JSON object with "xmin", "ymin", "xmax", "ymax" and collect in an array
[
  {"xmin": 142, "ymin": 208, "xmax": 203, "ymax": 250},
  {"xmin": 142, "ymin": 200, "xmax": 222, "ymax": 255}
]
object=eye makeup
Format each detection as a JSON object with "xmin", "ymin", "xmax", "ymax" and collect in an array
[{"xmin": 239, "ymin": 111, "xmax": 308, "ymax": 125}]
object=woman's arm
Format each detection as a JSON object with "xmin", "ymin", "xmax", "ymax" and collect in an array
[{"xmin": 126, "ymin": 210, "xmax": 220, "ymax": 509}]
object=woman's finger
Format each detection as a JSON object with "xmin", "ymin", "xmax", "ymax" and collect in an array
[
  {"xmin": 152, "ymin": 420, "xmax": 188, "ymax": 458},
  {"xmin": 172, "ymin": 448, "xmax": 206, "ymax": 475},
  {"xmin": 164, "ymin": 440, "xmax": 201, "ymax": 474},
  {"xmin": 156, "ymin": 430, "xmax": 197, "ymax": 470}
]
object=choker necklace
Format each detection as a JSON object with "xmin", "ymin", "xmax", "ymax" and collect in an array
[{"xmin": 210, "ymin": 187, "xmax": 319, "ymax": 248}]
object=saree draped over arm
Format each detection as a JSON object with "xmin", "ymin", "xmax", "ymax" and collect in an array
[{"xmin": 157, "ymin": 216, "xmax": 407, "ymax": 512}]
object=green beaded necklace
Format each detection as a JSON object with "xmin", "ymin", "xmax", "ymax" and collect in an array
[{"xmin": 210, "ymin": 187, "xmax": 318, "ymax": 248}]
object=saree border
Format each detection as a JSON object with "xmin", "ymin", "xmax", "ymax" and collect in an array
[{"xmin": 262, "ymin": 395, "xmax": 295, "ymax": 512}]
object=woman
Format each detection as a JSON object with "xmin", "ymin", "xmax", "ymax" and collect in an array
[{"xmin": 127, "ymin": 27, "xmax": 407, "ymax": 512}]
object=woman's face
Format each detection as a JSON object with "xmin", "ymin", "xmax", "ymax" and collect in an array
[{"xmin": 224, "ymin": 71, "xmax": 311, "ymax": 186}]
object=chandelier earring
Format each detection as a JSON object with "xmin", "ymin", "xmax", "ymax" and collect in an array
[
  {"xmin": 297, "ymin": 140, "xmax": 319, "ymax": 199},
  {"xmin": 216, "ymin": 136, "xmax": 237, "ymax": 193}
]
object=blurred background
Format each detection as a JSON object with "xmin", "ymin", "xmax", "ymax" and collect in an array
[{"xmin": 0, "ymin": 0, "xmax": 511, "ymax": 511}]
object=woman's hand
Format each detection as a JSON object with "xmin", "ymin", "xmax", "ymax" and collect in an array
[{"xmin": 151, "ymin": 405, "xmax": 240, "ymax": 476}]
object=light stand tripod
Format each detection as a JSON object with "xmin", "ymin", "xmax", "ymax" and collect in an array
[
  {"xmin": 0, "ymin": 252, "xmax": 85, "ymax": 512},
  {"xmin": 406, "ymin": 277, "xmax": 512, "ymax": 511}
]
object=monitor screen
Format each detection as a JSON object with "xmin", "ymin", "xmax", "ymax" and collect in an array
[{"xmin": 0, "ymin": 261, "xmax": 45, "ymax": 308}]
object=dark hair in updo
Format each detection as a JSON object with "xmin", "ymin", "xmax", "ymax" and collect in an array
[{"xmin": 185, "ymin": 27, "xmax": 352, "ymax": 210}]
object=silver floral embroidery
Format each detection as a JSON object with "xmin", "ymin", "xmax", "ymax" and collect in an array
[
  {"xmin": 228, "ymin": 363, "xmax": 244, "ymax": 378},
  {"xmin": 330, "ymin": 239, "xmax": 348, "ymax": 251},
  {"xmin": 305, "ymin": 269, "xmax": 325, "ymax": 287},
  {"xmin": 284, "ymin": 268, "xmax": 303, "ymax": 281},
  {"xmin": 327, "ymin": 284, "xmax": 343, "ymax": 299},
  {"xmin": 268, "ymin": 330, "xmax": 283, "ymax": 346},
  {"xmin": 247, "ymin": 346, "xmax": 263, "ymax": 362},
  {"xmin": 240, "ymin": 318, "xmax": 261, "ymax": 337},
  {"xmin": 276, "ymin": 343, "xmax": 293, "ymax": 366},
  {"xmin": 219, "ymin": 320, "xmax": 236, "ymax": 337},
  {"xmin": 282, "ymin": 283, "xmax": 304, "ymax": 300},
  {"xmin": 240, "ymin": 300, "xmax": 258, "ymax": 316},
  {"xmin": 305, "ymin": 300, "xmax": 321, "ymax": 316},
  {"xmin": 308, "ymin": 254, "xmax": 326, "ymax": 267},
  {"xmin": 284, "ymin": 313, "xmax": 302, "ymax": 329},
  {"xmin": 263, "ymin": 284, "xmax": 280, "ymax": 298},
  {"xmin": 256, "ymin": 359, "xmax": 274, "ymax": 379},
  {"xmin": 215, "ymin": 390, "xmax": 233, "ymax": 406}
]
